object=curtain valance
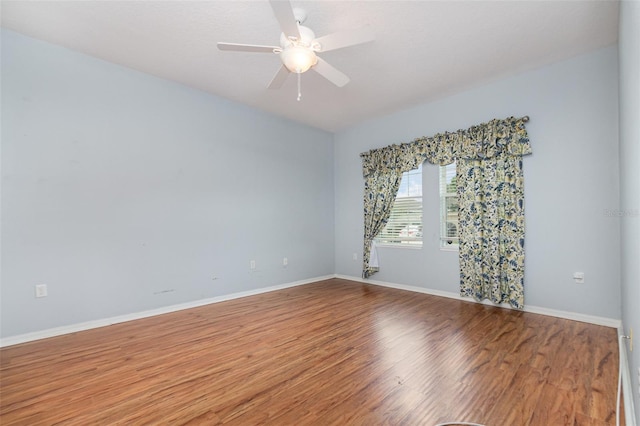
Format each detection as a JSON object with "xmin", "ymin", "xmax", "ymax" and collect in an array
[{"xmin": 360, "ymin": 116, "xmax": 531, "ymax": 175}]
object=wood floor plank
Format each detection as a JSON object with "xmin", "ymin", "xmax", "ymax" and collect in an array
[
  {"xmin": 0, "ymin": 278, "xmax": 622, "ymax": 425},
  {"xmin": 530, "ymin": 383, "xmax": 577, "ymax": 425}
]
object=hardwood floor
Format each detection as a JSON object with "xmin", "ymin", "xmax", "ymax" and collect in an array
[{"xmin": 0, "ymin": 278, "xmax": 622, "ymax": 425}]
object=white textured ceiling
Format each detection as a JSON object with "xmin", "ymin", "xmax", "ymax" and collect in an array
[{"xmin": 1, "ymin": 0, "xmax": 619, "ymax": 132}]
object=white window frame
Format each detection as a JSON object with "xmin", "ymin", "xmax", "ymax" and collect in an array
[
  {"xmin": 440, "ymin": 162, "xmax": 459, "ymax": 250},
  {"xmin": 375, "ymin": 164, "xmax": 423, "ymax": 248}
]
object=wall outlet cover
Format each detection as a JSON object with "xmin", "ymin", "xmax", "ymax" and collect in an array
[{"xmin": 35, "ymin": 284, "xmax": 47, "ymax": 298}]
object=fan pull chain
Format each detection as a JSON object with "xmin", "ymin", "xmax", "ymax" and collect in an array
[{"xmin": 297, "ymin": 72, "xmax": 302, "ymax": 101}]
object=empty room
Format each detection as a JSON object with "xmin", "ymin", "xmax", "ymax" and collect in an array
[{"xmin": 1, "ymin": 1, "xmax": 639, "ymax": 425}]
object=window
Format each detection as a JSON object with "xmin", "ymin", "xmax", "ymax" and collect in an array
[
  {"xmin": 440, "ymin": 162, "xmax": 459, "ymax": 249},
  {"xmin": 376, "ymin": 163, "xmax": 423, "ymax": 247}
]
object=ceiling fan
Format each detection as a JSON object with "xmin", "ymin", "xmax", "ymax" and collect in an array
[{"xmin": 217, "ymin": 0, "xmax": 374, "ymax": 100}]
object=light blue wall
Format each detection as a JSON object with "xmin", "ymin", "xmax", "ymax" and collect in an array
[
  {"xmin": 619, "ymin": 1, "xmax": 640, "ymax": 421},
  {"xmin": 0, "ymin": 28, "xmax": 626, "ymax": 341},
  {"xmin": 0, "ymin": 30, "xmax": 335, "ymax": 338},
  {"xmin": 334, "ymin": 45, "xmax": 621, "ymax": 320}
]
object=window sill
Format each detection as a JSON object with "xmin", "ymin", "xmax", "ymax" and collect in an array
[
  {"xmin": 440, "ymin": 246, "xmax": 459, "ymax": 252},
  {"xmin": 376, "ymin": 243, "xmax": 423, "ymax": 250}
]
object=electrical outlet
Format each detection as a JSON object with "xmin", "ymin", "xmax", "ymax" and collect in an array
[
  {"xmin": 283, "ymin": 257, "xmax": 288, "ymax": 266},
  {"xmin": 35, "ymin": 284, "xmax": 47, "ymax": 298},
  {"xmin": 250, "ymin": 260, "xmax": 256, "ymax": 270},
  {"xmin": 353, "ymin": 252, "xmax": 358, "ymax": 261}
]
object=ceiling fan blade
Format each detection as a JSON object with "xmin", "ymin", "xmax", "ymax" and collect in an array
[
  {"xmin": 312, "ymin": 57, "xmax": 350, "ymax": 87},
  {"xmin": 314, "ymin": 27, "xmax": 375, "ymax": 52},
  {"xmin": 269, "ymin": 0, "xmax": 301, "ymax": 40},
  {"xmin": 217, "ymin": 42, "xmax": 279, "ymax": 53},
  {"xmin": 268, "ymin": 65, "xmax": 290, "ymax": 89}
]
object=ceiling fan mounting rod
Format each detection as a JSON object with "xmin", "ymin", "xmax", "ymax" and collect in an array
[{"xmin": 292, "ymin": 7, "xmax": 307, "ymax": 24}]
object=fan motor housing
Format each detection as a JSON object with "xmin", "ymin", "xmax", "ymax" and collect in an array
[{"xmin": 280, "ymin": 25, "xmax": 315, "ymax": 49}]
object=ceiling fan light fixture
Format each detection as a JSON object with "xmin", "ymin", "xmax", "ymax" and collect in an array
[
  {"xmin": 217, "ymin": 2, "xmax": 375, "ymax": 91},
  {"xmin": 281, "ymin": 46, "xmax": 317, "ymax": 73}
]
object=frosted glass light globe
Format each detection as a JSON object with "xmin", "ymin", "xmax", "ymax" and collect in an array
[{"xmin": 280, "ymin": 46, "xmax": 317, "ymax": 73}]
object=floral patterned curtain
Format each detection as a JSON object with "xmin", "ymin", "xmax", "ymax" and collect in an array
[
  {"xmin": 457, "ymin": 154, "xmax": 527, "ymax": 308},
  {"xmin": 361, "ymin": 144, "xmax": 421, "ymax": 278},
  {"xmin": 362, "ymin": 170, "xmax": 403, "ymax": 278},
  {"xmin": 360, "ymin": 116, "xmax": 531, "ymax": 308}
]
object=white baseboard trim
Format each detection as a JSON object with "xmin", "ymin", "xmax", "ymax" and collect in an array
[
  {"xmin": 1, "ymin": 273, "xmax": 622, "ymax": 345},
  {"xmin": 335, "ymin": 274, "xmax": 622, "ymax": 329},
  {"xmin": 0, "ymin": 275, "xmax": 335, "ymax": 348},
  {"xmin": 618, "ymin": 325, "xmax": 637, "ymax": 426}
]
